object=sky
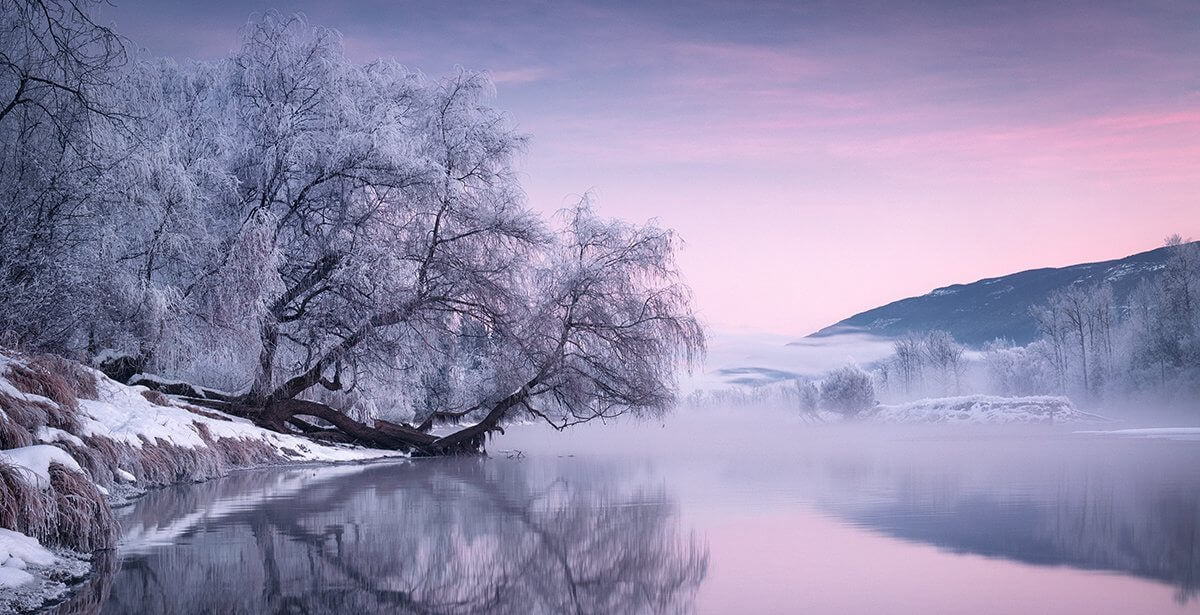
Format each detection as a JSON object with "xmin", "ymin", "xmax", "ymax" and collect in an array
[{"xmin": 99, "ymin": 0, "xmax": 1200, "ymax": 337}]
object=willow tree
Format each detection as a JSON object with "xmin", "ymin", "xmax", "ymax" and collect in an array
[
  {"xmin": 108, "ymin": 15, "xmax": 704, "ymax": 454},
  {"xmin": 216, "ymin": 15, "xmax": 543, "ymax": 410},
  {"xmin": 224, "ymin": 202, "xmax": 704, "ymax": 456}
]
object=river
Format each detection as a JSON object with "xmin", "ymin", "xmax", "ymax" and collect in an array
[{"xmin": 45, "ymin": 407, "xmax": 1200, "ymax": 614}]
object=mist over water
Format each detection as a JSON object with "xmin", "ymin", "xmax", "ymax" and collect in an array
[{"xmin": 45, "ymin": 406, "xmax": 1200, "ymax": 614}]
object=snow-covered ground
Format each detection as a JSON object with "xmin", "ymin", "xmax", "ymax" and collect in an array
[
  {"xmin": 1075, "ymin": 427, "xmax": 1200, "ymax": 441},
  {"xmin": 80, "ymin": 376, "xmax": 395, "ymax": 465},
  {"xmin": 0, "ymin": 530, "xmax": 54, "ymax": 590},
  {"xmin": 0, "ymin": 530, "xmax": 89, "ymax": 613},
  {"xmin": 0, "ymin": 445, "xmax": 82, "ymax": 490},
  {"xmin": 869, "ymin": 395, "xmax": 1108, "ymax": 424}
]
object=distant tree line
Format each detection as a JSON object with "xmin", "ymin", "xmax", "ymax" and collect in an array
[
  {"xmin": 0, "ymin": 3, "xmax": 703, "ymax": 453},
  {"xmin": 876, "ymin": 330, "xmax": 966, "ymax": 398},
  {"xmin": 994, "ymin": 236, "xmax": 1200, "ymax": 403},
  {"xmin": 864, "ymin": 237, "xmax": 1200, "ymax": 409}
]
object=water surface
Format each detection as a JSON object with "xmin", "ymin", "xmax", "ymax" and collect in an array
[{"xmin": 49, "ymin": 408, "xmax": 1200, "ymax": 614}]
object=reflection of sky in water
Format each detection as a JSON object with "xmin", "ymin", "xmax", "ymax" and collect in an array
[
  {"xmin": 50, "ymin": 408, "xmax": 1200, "ymax": 614},
  {"xmin": 501, "ymin": 410, "xmax": 1200, "ymax": 613}
]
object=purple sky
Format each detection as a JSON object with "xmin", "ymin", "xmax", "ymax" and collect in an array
[{"xmin": 101, "ymin": 1, "xmax": 1200, "ymax": 336}]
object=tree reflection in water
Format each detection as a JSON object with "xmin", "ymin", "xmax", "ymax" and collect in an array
[
  {"xmin": 799, "ymin": 434, "xmax": 1200, "ymax": 603},
  {"xmin": 49, "ymin": 459, "xmax": 708, "ymax": 615}
]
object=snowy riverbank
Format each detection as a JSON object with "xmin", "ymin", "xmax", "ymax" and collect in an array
[
  {"xmin": 777, "ymin": 394, "xmax": 1109, "ymax": 425},
  {"xmin": 0, "ymin": 351, "xmax": 400, "ymax": 613},
  {"xmin": 868, "ymin": 395, "xmax": 1108, "ymax": 425}
]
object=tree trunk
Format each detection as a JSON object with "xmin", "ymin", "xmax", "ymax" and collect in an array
[
  {"xmin": 260, "ymin": 398, "xmax": 441, "ymax": 453},
  {"xmin": 430, "ymin": 383, "xmax": 531, "ymax": 454},
  {"xmin": 249, "ymin": 322, "xmax": 279, "ymax": 403},
  {"xmin": 140, "ymin": 367, "xmax": 531, "ymax": 456},
  {"xmin": 1077, "ymin": 327, "xmax": 1089, "ymax": 394}
]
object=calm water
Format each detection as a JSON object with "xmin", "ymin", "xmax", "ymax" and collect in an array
[{"xmin": 48, "ymin": 408, "xmax": 1200, "ymax": 614}]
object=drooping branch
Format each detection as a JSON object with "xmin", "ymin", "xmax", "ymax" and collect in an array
[{"xmin": 267, "ymin": 300, "xmax": 422, "ymax": 402}]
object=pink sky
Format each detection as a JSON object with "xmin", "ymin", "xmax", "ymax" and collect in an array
[{"xmin": 103, "ymin": 0, "xmax": 1200, "ymax": 336}]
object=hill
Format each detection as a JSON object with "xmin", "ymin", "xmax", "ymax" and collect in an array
[{"xmin": 810, "ymin": 243, "xmax": 1187, "ymax": 346}]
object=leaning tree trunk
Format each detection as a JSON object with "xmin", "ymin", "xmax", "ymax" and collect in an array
[
  {"xmin": 141, "ymin": 378, "xmax": 531, "ymax": 456},
  {"xmin": 248, "ymin": 322, "xmax": 280, "ymax": 403},
  {"xmin": 259, "ymin": 398, "xmax": 442, "ymax": 453},
  {"xmin": 430, "ymin": 383, "xmax": 532, "ymax": 454}
]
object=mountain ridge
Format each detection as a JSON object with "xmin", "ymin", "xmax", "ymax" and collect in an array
[{"xmin": 808, "ymin": 242, "xmax": 1190, "ymax": 346}]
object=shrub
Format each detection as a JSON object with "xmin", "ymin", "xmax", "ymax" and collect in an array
[
  {"xmin": 820, "ymin": 365, "xmax": 876, "ymax": 417},
  {"xmin": 794, "ymin": 378, "xmax": 820, "ymax": 415}
]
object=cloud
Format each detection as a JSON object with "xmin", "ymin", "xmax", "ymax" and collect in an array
[{"xmin": 682, "ymin": 330, "xmax": 897, "ymax": 392}]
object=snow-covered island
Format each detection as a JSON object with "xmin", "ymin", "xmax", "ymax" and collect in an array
[{"xmin": 0, "ymin": 351, "xmax": 398, "ymax": 613}]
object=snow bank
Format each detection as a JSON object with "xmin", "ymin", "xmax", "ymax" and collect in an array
[
  {"xmin": 0, "ymin": 445, "xmax": 82, "ymax": 489},
  {"xmin": 0, "ymin": 351, "xmax": 409, "ymax": 613},
  {"xmin": 0, "ymin": 351, "xmax": 408, "ymax": 612},
  {"xmin": 2, "ymin": 350, "xmax": 402, "ymax": 498},
  {"xmin": 79, "ymin": 376, "xmax": 397, "ymax": 465},
  {"xmin": 0, "ymin": 528, "xmax": 89, "ymax": 613},
  {"xmin": 0, "ymin": 529, "xmax": 54, "ymax": 589},
  {"xmin": 35, "ymin": 427, "xmax": 84, "ymax": 448},
  {"xmin": 1076, "ymin": 427, "xmax": 1200, "ymax": 441},
  {"xmin": 870, "ymin": 395, "xmax": 1108, "ymax": 425}
]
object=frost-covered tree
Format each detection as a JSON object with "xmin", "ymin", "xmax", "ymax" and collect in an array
[
  {"xmin": 200, "ymin": 16, "xmax": 548, "ymax": 422},
  {"xmin": 890, "ymin": 334, "xmax": 924, "ymax": 395},
  {"xmin": 85, "ymin": 58, "xmax": 238, "ymax": 371},
  {"xmin": 983, "ymin": 339, "xmax": 1059, "ymax": 397},
  {"xmin": 430, "ymin": 203, "xmax": 705, "ymax": 452},
  {"xmin": 793, "ymin": 377, "xmax": 820, "ymax": 417},
  {"xmin": 1034, "ymin": 283, "xmax": 1118, "ymax": 397},
  {"xmin": 1013, "ymin": 236, "xmax": 1200, "ymax": 405},
  {"xmin": 0, "ymin": 0, "xmax": 126, "ymax": 350},
  {"xmin": 1122, "ymin": 237, "xmax": 1200, "ymax": 397},
  {"xmin": 0, "ymin": 11, "xmax": 706, "ymax": 454},
  {"xmin": 819, "ymin": 365, "xmax": 875, "ymax": 417},
  {"xmin": 98, "ymin": 17, "xmax": 703, "ymax": 454},
  {"xmin": 0, "ymin": 0, "xmax": 124, "ymax": 129},
  {"xmin": 923, "ymin": 330, "xmax": 965, "ymax": 395}
]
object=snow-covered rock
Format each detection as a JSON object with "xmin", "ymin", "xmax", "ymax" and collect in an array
[{"xmin": 869, "ymin": 395, "xmax": 1107, "ymax": 424}]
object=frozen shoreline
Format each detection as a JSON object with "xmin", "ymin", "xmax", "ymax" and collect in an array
[
  {"xmin": 1075, "ymin": 427, "xmax": 1200, "ymax": 441},
  {"xmin": 0, "ymin": 352, "xmax": 403, "ymax": 614},
  {"xmin": 1, "ymin": 456, "xmax": 407, "ymax": 614}
]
